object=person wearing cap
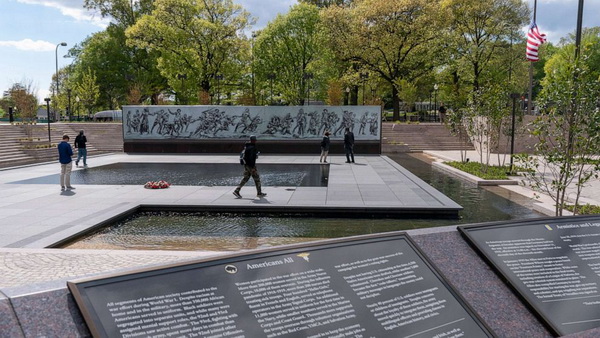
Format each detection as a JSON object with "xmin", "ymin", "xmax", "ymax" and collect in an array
[
  {"xmin": 74, "ymin": 130, "xmax": 88, "ymax": 167},
  {"xmin": 233, "ymin": 135, "xmax": 267, "ymax": 198}
]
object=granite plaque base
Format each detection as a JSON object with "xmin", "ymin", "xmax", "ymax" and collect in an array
[
  {"xmin": 68, "ymin": 233, "xmax": 492, "ymax": 337},
  {"xmin": 459, "ymin": 215, "xmax": 600, "ymax": 336}
]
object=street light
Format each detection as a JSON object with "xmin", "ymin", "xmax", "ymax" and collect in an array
[
  {"xmin": 346, "ymin": 87, "xmax": 350, "ymax": 106},
  {"xmin": 433, "ymin": 84, "xmax": 439, "ymax": 122},
  {"xmin": 509, "ymin": 93, "xmax": 520, "ymax": 174},
  {"xmin": 177, "ymin": 74, "xmax": 187, "ymax": 104},
  {"xmin": 75, "ymin": 96, "xmax": 80, "ymax": 121},
  {"xmin": 303, "ymin": 72, "xmax": 313, "ymax": 105},
  {"xmin": 267, "ymin": 73, "xmax": 276, "ymax": 105},
  {"xmin": 66, "ymin": 88, "xmax": 72, "ymax": 121},
  {"xmin": 55, "ymin": 42, "xmax": 67, "ymax": 121},
  {"xmin": 360, "ymin": 73, "xmax": 369, "ymax": 105},
  {"xmin": 44, "ymin": 98, "xmax": 51, "ymax": 144},
  {"xmin": 215, "ymin": 74, "xmax": 224, "ymax": 105}
]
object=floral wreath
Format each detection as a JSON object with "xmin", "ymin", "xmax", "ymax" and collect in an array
[{"xmin": 144, "ymin": 180, "xmax": 171, "ymax": 189}]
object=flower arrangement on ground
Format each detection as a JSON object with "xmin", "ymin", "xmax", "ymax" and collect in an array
[{"xmin": 144, "ymin": 180, "xmax": 170, "ymax": 189}]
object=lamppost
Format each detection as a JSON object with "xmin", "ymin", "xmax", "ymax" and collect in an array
[
  {"xmin": 360, "ymin": 73, "xmax": 368, "ymax": 105},
  {"xmin": 66, "ymin": 88, "xmax": 72, "ymax": 121},
  {"xmin": 75, "ymin": 96, "xmax": 80, "ymax": 121},
  {"xmin": 267, "ymin": 73, "xmax": 276, "ymax": 105},
  {"xmin": 215, "ymin": 74, "xmax": 223, "ymax": 105},
  {"xmin": 509, "ymin": 93, "xmax": 520, "ymax": 174},
  {"xmin": 433, "ymin": 84, "xmax": 439, "ymax": 122},
  {"xmin": 55, "ymin": 42, "xmax": 67, "ymax": 121},
  {"xmin": 346, "ymin": 87, "xmax": 350, "ymax": 106},
  {"xmin": 303, "ymin": 72, "xmax": 313, "ymax": 105},
  {"xmin": 177, "ymin": 74, "xmax": 187, "ymax": 104},
  {"xmin": 44, "ymin": 98, "xmax": 51, "ymax": 144}
]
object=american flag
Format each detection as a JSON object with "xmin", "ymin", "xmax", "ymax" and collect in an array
[{"xmin": 526, "ymin": 22, "xmax": 547, "ymax": 62}]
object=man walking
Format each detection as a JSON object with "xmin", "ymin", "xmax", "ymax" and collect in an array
[
  {"xmin": 344, "ymin": 127, "xmax": 355, "ymax": 163},
  {"xmin": 233, "ymin": 135, "xmax": 267, "ymax": 198},
  {"xmin": 58, "ymin": 134, "xmax": 75, "ymax": 191},
  {"xmin": 74, "ymin": 130, "xmax": 88, "ymax": 167}
]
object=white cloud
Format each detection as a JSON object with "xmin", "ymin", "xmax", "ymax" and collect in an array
[
  {"xmin": 0, "ymin": 39, "xmax": 56, "ymax": 51},
  {"xmin": 17, "ymin": 0, "xmax": 110, "ymax": 28}
]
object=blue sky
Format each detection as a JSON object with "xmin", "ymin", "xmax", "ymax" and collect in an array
[{"xmin": 0, "ymin": 0, "xmax": 598, "ymax": 103}]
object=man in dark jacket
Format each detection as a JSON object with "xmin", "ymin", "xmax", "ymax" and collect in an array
[
  {"xmin": 344, "ymin": 127, "xmax": 355, "ymax": 163},
  {"xmin": 58, "ymin": 134, "xmax": 74, "ymax": 191},
  {"xmin": 233, "ymin": 135, "xmax": 267, "ymax": 198},
  {"xmin": 74, "ymin": 130, "xmax": 88, "ymax": 167}
]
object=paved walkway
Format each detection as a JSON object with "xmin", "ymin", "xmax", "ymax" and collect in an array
[{"xmin": 0, "ymin": 153, "xmax": 459, "ymax": 289}]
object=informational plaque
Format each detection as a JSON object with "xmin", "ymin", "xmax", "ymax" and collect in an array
[
  {"xmin": 68, "ymin": 233, "xmax": 492, "ymax": 338},
  {"xmin": 459, "ymin": 215, "xmax": 600, "ymax": 336}
]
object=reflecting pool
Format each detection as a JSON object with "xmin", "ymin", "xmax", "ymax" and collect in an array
[{"xmin": 63, "ymin": 154, "xmax": 543, "ymax": 251}]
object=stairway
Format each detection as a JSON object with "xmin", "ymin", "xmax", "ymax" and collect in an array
[
  {"xmin": 382, "ymin": 122, "xmax": 474, "ymax": 153},
  {"xmin": 0, "ymin": 123, "xmax": 124, "ymax": 169},
  {"xmin": 0, "ymin": 124, "xmax": 35, "ymax": 167}
]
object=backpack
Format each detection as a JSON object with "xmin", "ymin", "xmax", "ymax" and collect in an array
[{"xmin": 239, "ymin": 148, "xmax": 246, "ymax": 165}]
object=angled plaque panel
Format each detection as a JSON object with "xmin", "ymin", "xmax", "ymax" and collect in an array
[
  {"xmin": 459, "ymin": 215, "xmax": 600, "ymax": 336},
  {"xmin": 68, "ymin": 233, "xmax": 492, "ymax": 338}
]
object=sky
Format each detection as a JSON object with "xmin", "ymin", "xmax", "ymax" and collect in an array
[{"xmin": 0, "ymin": 0, "xmax": 598, "ymax": 103}]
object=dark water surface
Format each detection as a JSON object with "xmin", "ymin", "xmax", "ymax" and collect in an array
[
  {"xmin": 12, "ymin": 163, "xmax": 329, "ymax": 187},
  {"xmin": 64, "ymin": 154, "xmax": 543, "ymax": 251}
]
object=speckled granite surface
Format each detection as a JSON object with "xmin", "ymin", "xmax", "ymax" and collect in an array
[
  {"xmin": 411, "ymin": 230, "xmax": 553, "ymax": 337},
  {"xmin": 9, "ymin": 288, "xmax": 90, "ymax": 338},
  {"xmin": 5, "ymin": 228, "xmax": 600, "ymax": 337},
  {"xmin": 0, "ymin": 294, "xmax": 23, "ymax": 338}
]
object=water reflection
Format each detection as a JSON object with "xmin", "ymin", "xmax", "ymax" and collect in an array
[{"xmin": 64, "ymin": 153, "xmax": 543, "ymax": 252}]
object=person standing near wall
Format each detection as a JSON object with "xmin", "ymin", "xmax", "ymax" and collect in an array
[
  {"xmin": 74, "ymin": 130, "xmax": 88, "ymax": 167},
  {"xmin": 320, "ymin": 131, "xmax": 331, "ymax": 163},
  {"xmin": 233, "ymin": 135, "xmax": 267, "ymax": 198},
  {"xmin": 344, "ymin": 127, "xmax": 355, "ymax": 163},
  {"xmin": 58, "ymin": 134, "xmax": 75, "ymax": 191}
]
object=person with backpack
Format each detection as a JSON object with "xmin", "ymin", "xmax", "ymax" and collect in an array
[
  {"xmin": 74, "ymin": 130, "xmax": 88, "ymax": 167},
  {"xmin": 320, "ymin": 131, "xmax": 331, "ymax": 163},
  {"xmin": 344, "ymin": 127, "xmax": 355, "ymax": 163},
  {"xmin": 233, "ymin": 135, "xmax": 267, "ymax": 198}
]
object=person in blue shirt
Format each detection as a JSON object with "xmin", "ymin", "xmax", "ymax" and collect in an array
[{"xmin": 58, "ymin": 134, "xmax": 75, "ymax": 191}]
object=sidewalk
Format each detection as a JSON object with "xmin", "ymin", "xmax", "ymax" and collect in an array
[{"xmin": 424, "ymin": 150, "xmax": 600, "ymax": 216}]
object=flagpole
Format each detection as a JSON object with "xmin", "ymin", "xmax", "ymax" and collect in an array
[{"xmin": 527, "ymin": 0, "xmax": 537, "ymax": 116}]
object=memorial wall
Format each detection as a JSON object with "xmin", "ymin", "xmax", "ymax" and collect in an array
[{"xmin": 122, "ymin": 105, "xmax": 382, "ymax": 154}]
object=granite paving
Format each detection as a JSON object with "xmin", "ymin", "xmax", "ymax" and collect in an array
[{"xmin": 0, "ymin": 153, "xmax": 460, "ymax": 289}]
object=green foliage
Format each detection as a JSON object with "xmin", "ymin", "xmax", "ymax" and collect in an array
[
  {"xmin": 564, "ymin": 204, "xmax": 600, "ymax": 215},
  {"xmin": 445, "ymin": 161, "xmax": 513, "ymax": 180},
  {"xmin": 321, "ymin": 0, "xmax": 445, "ymax": 120},
  {"xmin": 518, "ymin": 40, "xmax": 600, "ymax": 216},
  {"xmin": 75, "ymin": 69, "xmax": 100, "ymax": 117},
  {"xmin": 441, "ymin": 0, "xmax": 529, "ymax": 91},
  {"xmin": 126, "ymin": 0, "xmax": 253, "ymax": 104},
  {"xmin": 254, "ymin": 3, "xmax": 325, "ymax": 105}
]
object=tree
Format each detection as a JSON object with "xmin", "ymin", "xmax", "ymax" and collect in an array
[
  {"xmin": 299, "ymin": 0, "xmax": 353, "ymax": 7},
  {"xmin": 254, "ymin": 3, "xmax": 326, "ymax": 105},
  {"xmin": 395, "ymin": 79, "xmax": 418, "ymax": 117},
  {"xmin": 73, "ymin": 0, "xmax": 167, "ymax": 107},
  {"xmin": 7, "ymin": 82, "xmax": 38, "ymax": 123},
  {"xmin": 76, "ymin": 69, "xmax": 100, "ymax": 118},
  {"xmin": 126, "ymin": 0, "xmax": 253, "ymax": 104},
  {"xmin": 441, "ymin": 0, "xmax": 529, "ymax": 91},
  {"xmin": 517, "ymin": 35, "xmax": 600, "ymax": 216},
  {"xmin": 322, "ymin": 0, "xmax": 446, "ymax": 120}
]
